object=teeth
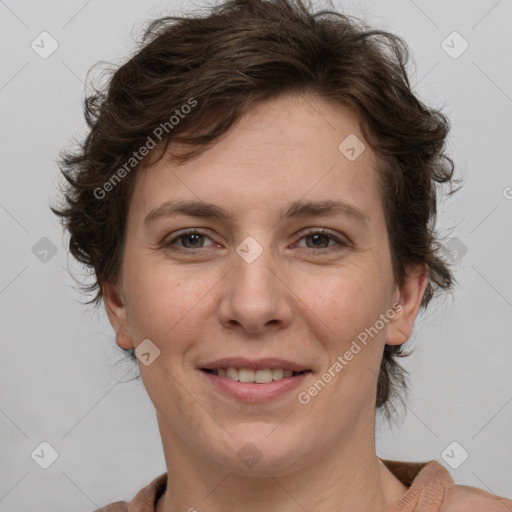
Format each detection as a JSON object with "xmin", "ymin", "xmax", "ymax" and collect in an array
[
  {"xmin": 255, "ymin": 369, "xmax": 273, "ymax": 383},
  {"xmin": 271, "ymin": 368, "xmax": 284, "ymax": 380},
  {"xmin": 226, "ymin": 368, "xmax": 239, "ymax": 381},
  {"xmin": 212, "ymin": 367, "xmax": 302, "ymax": 383},
  {"xmin": 239, "ymin": 368, "xmax": 255, "ymax": 382}
]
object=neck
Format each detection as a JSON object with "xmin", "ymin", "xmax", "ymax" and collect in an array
[{"xmin": 155, "ymin": 412, "xmax": 408, "ymax": 512}]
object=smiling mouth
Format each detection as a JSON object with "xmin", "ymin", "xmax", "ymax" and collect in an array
[{"xmin": 201, "ymin": 368, "xmax": 311, "ymax": 383}]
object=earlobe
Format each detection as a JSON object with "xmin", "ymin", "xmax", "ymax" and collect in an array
[
  {"xmin": 385, "ymin": 263, "xmax": 428, "ymax": 346},
  {"xmin": 115, "ymin": 332, "xmax": 135, "ymax": 350},
  {"xmin": 102, "ymin": 281, "xmax": 135, "ymax": 350}
]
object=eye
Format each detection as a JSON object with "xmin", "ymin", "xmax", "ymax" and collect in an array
[
  {"xmin": 163, "ymin": 229, "xmax": 216, "ymax": 252},
  {"xmin": 295, "ymin": 228, "xmax": 348, "ymax": 253},
  {"xmin": 162, "ymin": 228, "xmax": 349, "ymax": 254}
]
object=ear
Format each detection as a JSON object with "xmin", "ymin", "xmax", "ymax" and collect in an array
[
  {"xmin": 386, "ymin": 263, "xmax": 428, "ymax": 346},
  {"xmin": 102, "ymin": 280, "xmax": 134, "ymax": 350}
]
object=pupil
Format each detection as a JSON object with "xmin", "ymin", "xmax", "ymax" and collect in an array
[
  {"xmin": 310, "ymin": 234, "xmax": 327, "ymax": 248},
  {"xmin": 184, "ymin": 233, "xmax": 202, "ymax": 247}
]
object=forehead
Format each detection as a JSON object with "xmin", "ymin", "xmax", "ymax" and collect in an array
[{"xmin": 130, "ymin": 92, "xmax": 383, "ymax": 225}]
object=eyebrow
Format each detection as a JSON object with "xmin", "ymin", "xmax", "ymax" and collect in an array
[{"xmin": 143, "ymin": 199, "xmax": 369, "ymax": 226}]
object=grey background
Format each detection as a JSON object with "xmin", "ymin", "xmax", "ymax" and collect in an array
[{"xmin": 1, "ymin": 0, "xmax": 511, "ymax": 509}]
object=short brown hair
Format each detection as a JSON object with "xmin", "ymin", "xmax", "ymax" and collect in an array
[{"xmin": 52, "ymin": 0, "xmax": 458, "ymax": 421}]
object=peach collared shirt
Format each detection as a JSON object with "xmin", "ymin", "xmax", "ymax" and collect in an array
[{"xmin": 95, "ymin": 459, "xmax": 512, "ymax": 512}]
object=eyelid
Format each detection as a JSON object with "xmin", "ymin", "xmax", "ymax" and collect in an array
[
  {"xmin": 163, "ymin": 227, "xmax": 349, "ymax": 253},
  {"xmin": 294, "ymin": 227, "xmax": 349, "ymax": 250},
  {"xmin": 163, "ymin": 228, "xmax": 217, "ymax": 248}
]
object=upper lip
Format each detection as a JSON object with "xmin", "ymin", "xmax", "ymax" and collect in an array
[{"xmin": 200, "ymin": 357, "xmax": 310, "ymax": 372}]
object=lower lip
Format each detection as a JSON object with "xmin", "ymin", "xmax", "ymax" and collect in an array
[{"xmin": 200, "ymin": 370, "xmax": 310, "ymax": 403}]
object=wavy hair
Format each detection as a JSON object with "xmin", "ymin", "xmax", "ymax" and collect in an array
[{"xmin": 52, "ymin": 0, "xmax": 459, "ymax": 422}]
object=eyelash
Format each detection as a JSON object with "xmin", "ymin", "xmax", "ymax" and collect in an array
[{"xmin": 163, "ymin": 228, "xmax": 348, "ymax": 255}]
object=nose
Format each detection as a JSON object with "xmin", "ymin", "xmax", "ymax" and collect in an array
[{"xmin": 217, "ymin": 242, "xmax": 293, "ymax": 336}]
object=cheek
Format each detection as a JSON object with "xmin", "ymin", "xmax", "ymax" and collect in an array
[
  {"xmin": 298, "ymin": 265, "xmax": 390, "ymax": 345},
  {"xmin": 122, "ymin": 256, "xmax": 212, "ymax": 346}
]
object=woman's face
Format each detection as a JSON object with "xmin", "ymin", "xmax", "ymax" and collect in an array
[{"xmin": 104, "ymin": 92, "xmax": 426, "ymax": 474}]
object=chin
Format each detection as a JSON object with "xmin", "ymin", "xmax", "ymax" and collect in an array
[{"xmin": 205, "ymin": 425, "xmax": 311, "ymax": 476}]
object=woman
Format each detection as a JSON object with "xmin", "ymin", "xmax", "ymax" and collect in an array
[{"xmin": 52, "ymin": 0, "xmax": 512, "ymax": 510}]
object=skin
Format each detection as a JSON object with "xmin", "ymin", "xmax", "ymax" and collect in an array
[{"xmin": 104, "ymin": 91, "xmax": 428, "ymax": 512}]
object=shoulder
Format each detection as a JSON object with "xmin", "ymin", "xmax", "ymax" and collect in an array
[
  {"xmin": 91, "ymin": 472, "xmax": 167, "ymax": 512},
  {"xmin": 382, "ymin": 459, "xmax": 512, "ymax": 512},
  {"xmin": 92, "ymin": 501, "xmax": 128, "ymax": 512},
  {"xmin": 440, "ymin": 484, "xmax": 512, "ymax": 512}
]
